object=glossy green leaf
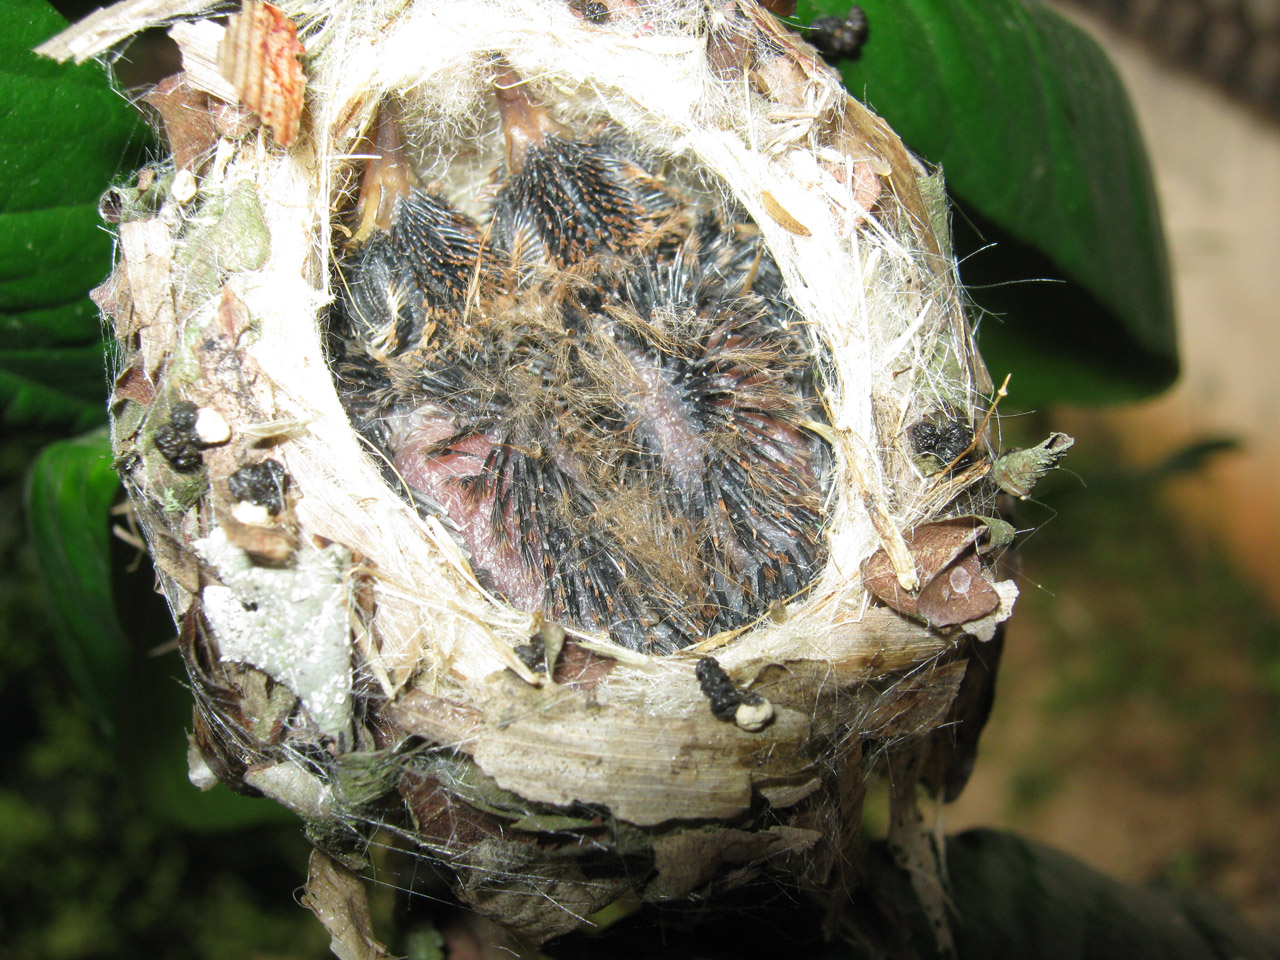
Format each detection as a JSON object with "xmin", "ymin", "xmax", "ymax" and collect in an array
[
  {"xmin": 25, "ymin": 431, "xmax": 129, "ymax": 732},
  {"xmin": 796, "ymin": 0, "xmax": 1177, "ymax": 405},
  {"xmin": 0, "ymin": 0, "xmax": 147, "ymax": 429}
]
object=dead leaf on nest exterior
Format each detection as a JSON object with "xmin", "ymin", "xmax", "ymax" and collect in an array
[
  {"xmin": 142, "ymin": 75, "xmax": 220, "ymax": 170},
  {"xmin": 301, "ymin": 850, "xmax": 395, "ymax": 960},
  {"xmin": 861, "ymin": 517, "xmax": 1000, "ymax": 627}
]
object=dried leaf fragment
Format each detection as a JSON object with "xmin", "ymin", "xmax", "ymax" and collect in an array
[
  {"xmin": 756, "ymin": 0, "xmax": 797, "ymax": 15},
  {"xmin": 111, "ymin": 359, "xmax": 156, "ymax": 407},
  {"xmin": 856, "ymin": 659, "xmax": 968, "ymax": 740},
  {"xmin": 390, "ymin": 687, "xmax": 811, "ymax": 826},
  {"xmin": 760, "ymin": 189, "xmax": 811, "ymax": 236},
  {"xmin": 861, "ymin": 518, "xmax": 1000, "ymax": 627},
  {"xmin": 142, "ymin": 74, "xmax": 219, "ymax": 171},
  {"xmin": 301, "ymin": 850, "xmax": 394, "ymax": 960},
  {"xmin": 220, "ymin": 511, "xmax": 297, "ymax": 565},
  {"xmin": 646, "ymin": 825, "xmax": 819, "ymax": 899},
  {"xmin": 115, "ymin": 218, "xmax": 177, "ymax": 372},
  {"xmin": 992, "ymin": 431, "xmax": 1075, "ymax": 499},
  {"xmin": 916, "ymin": 553, "xmax": 998, "ymax": 627},
  {"xmin": 218, "ymin": 0, "xmax": 305, "ymax": 147}
]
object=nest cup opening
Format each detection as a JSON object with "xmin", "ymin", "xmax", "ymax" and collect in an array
[
  {"xmin": 328, "ymin": 69, "xmax": 839, "ymax": 660},
  {"xmin": 301, "ymin": 0, "xmax": 991, "ymax": 689}
]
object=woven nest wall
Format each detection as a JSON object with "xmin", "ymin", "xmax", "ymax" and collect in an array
[{"xmin": 41, "ymin": 0, "xmax": 1071, "ymax": 950}]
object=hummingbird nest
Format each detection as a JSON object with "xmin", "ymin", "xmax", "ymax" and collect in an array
[{"xmin": 42, "ymin": 0, "xmax": 1071, "ymax": 950}]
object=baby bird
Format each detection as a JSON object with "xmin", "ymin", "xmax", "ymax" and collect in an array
[
  {"xmin": 333, "ymin": 72, "xmax": 831, "ymax": 654},
  {"xmin": 489, "ymin": 59, "xmax": 680, "ymax": 270}
]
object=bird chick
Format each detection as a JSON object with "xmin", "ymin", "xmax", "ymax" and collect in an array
[
  {"xmin": 489, "ymin": 61, "xmax": 680, "ymax": 272},
  {"xmin": 334, "ymin": 104, "xmax": 498, "ymax": 439},
  {"xmin": 333, "ymin": 78, "xmax": 832, "ymax": 654}
]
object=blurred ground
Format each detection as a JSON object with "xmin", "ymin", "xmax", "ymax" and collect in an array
[
  {"xmin": 1059, "ymin": 3, "xmax": 1280, "ymax": 607},
  {"xmin": 946, "ymin": 5, "xmax": 1280, "ymax": 939}
]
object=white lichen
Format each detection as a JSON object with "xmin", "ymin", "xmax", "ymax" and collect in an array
[{"xmin": 195, "ymin": 528, "xmax": 354, "ymax": 739}]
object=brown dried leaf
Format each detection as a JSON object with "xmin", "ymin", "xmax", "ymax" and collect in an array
[
  {"xmin": 906, "ymin": 516, "xmax": 985, "ymax": 569},
  {"xmin": 90, "ymin": 265, "xmax": 132, "ymax": 328},
  {"xmin": 756, "ymin": 0, "xmax": 797, "ymax": 15},
  {"xmin": 461, "ymin": 862, "xmax": 626, "ymax": 944},
  {"xmin": 860, "ymin": 517, "xmax": 985, "ymax": 620},
  {"xmin": 856, "ymin": 659, "xmax": 968, "ymax": 740},
  {"xmin": 916, "ymin": 554, "xmax": 999, "ymax": 627},
  {"xmin": 824, "ymin": 159, "xmax": 883, "ymax": 220},
  {"xmin": 139, "ymin": 501, "xmax": 201, "ymax": 595},
  {"xmin": 218, "ymin": 0, "xmax": 305, "ymax": 147},
  {"xmin": 838, "ymin": 99, "xmax": 939, "ymax": 251},
  {"xmin": 193, "ymin": 292, "xmax": 270, "ymax": 425},
  {"xmin": 142, "ymin": 74, "xmax": 219, "ymax": 171},
  {"xmin": 210, "ymin": 98, "xmax": 261, "ymax": 140},
  {"xmin": 219, "ymin": 512, "xmax": 297, "ymax": 565},
  {"xmin": 112, "ymin": 359, "xmax": 156, "ymax": 407},
  {"xmin": 301, "ymin": 850, "xmax": 394, "ymax": 960},
  {"xmin": 852, "ymin": 161, "xmax": 882, "ymax": 211},
  {"xmin": 216, "ymin": 284, "xmax": 253, "ymax": 340},
  {"xmin": 399, "ymin": 767, "xmax": 503, "ymax": 850},
  {"xmin": 551, "ymin": 641, "xmax": 616, "ymax": 690}
]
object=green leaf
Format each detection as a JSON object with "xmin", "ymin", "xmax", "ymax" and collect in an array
[
  {"xmin": 117, "ymin": 647, "xmax": 303, "ymax": 831},
  {"xmin": 0, "ymin": 0, "xmax": 147, "ymax": 429},
  {"xmin": 0, "ymin": 343, "xmax": 110, "ymax": 419},
  {"xmin": 796, "ymin": 0, "xmax": 1177, "ymax": 405},
  {"xmin": 25, "ymin": 431, "xmax": 129, "ymax": 733}
]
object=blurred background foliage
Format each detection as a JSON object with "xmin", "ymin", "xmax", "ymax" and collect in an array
[{"xmin": 3, "ymin": 0, "xmax": 1278, "ymax": 956}]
